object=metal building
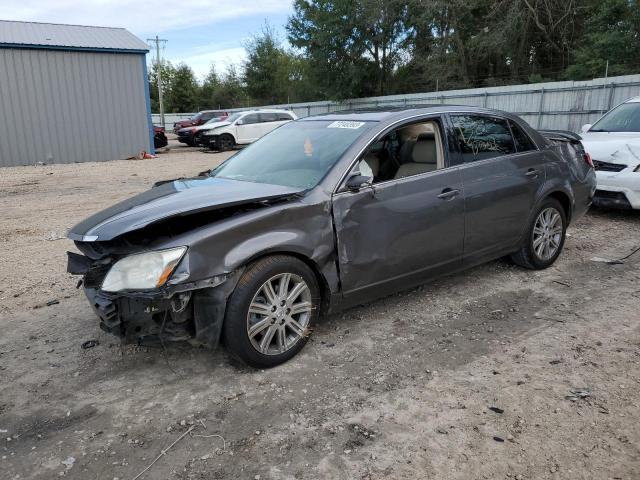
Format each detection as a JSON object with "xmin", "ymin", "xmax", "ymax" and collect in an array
[{"xmin": 0, "ymin": 20, "xmax": 153, "ymax": 167}]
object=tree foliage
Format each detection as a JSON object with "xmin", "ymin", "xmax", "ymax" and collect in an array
[{"xmin": 149, "ymin": 0, "xmax": 640, "ymax": 112}]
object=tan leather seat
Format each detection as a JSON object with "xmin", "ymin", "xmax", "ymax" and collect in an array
[
  {"xmin": 394, "ymin": 133, "xmax": 438, "ymax": 179},
  {"xmin": 359, "ymin": 152, "xmax": 380, "ymax": 178}
]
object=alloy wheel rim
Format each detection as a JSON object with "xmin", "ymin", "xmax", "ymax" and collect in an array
[
  {"xmin": 246, "ymin": 273, "xmax": 312, "ymax": 355},
  {"xmin": 533, "ymin": 207, "xmax": 563, "ymax": 261}
]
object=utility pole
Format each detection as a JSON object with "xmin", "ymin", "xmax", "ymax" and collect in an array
[
  {"xmin": 147, "ymin": 35, "xmax": 168, "ymax": 128},
  {"xmin": 601, "ymin": 59, "xmax": 609, "ymax": 114}
]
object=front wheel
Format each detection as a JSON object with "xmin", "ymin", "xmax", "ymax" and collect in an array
[
  {"xmin": 511, "ymin": 198, "xmax": 567, "ymax": 270},
  {"xmin": 223, "ymin": 255, "xmax": 320, "ymax": 368},
  {"xmin": 218, "ymin": 134, "xmax": 235, "ymax": 152}
]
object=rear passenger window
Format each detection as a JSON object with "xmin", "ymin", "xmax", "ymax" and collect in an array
[
  {"xmin": 451, "ymin": 115, "xmax": 516, "ymax": 162},
  {"xmin": 260, "ymin": 112, "xmax": 279, "ymax": 122},
  {"xmin": 242, "ymin": 114, "xmax": 260, "ymax": 124},
  {"xmin": 509, "ymin": 121, "xmax": 537, "ymax": 152}
]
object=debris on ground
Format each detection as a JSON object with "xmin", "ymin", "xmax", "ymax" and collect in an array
[
  {"xmin": 590, "ymin": 256, "xmax": 624, "ymax": 265},
  {"xmin": 33, "ymin": 299, "xmax": 60, "ymax": 309},
  {"xmin": 565, "ymin": 388, "xmax": 592, "ymax": 402},
  {"xmin": 45, "ymin": 231, "xmax": 65, "ymax": 241},
  {"xmin": 488, "ymin": 406, "xmax": 504, "ymax": 414},
  {"xmin": 81, "ymin": 339, "xmax": 99, "ymax": 349}
]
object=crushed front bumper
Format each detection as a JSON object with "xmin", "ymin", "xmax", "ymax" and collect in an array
[
  {"xmin": 67, "ymin": 251, "xmax": 241, "ymax": 348},
  {"xmin": 595, "ymin": 171, "xmax": 640, "ymax": 209}
]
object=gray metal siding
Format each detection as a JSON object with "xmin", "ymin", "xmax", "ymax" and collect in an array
[
  {"xmin": 0, "ymin": 48, "xmax": 151, "ymax": 167},
  {"xmin": 0, "ymin": 20, "xmax": 149, "ymax": 51}
]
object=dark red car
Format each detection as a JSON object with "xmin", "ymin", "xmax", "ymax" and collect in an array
[
  {"xmin": 153, "ymin": 125, "xmax": 168, "ymax": 149},
  {"xmin": 173, "ymin": 110, "xmax": 228, "ymax": 133}
]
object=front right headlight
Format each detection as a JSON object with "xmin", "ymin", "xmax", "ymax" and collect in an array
[{"xmin": 101, "ymin": 247, "xmax": 187, "ymax": 292}]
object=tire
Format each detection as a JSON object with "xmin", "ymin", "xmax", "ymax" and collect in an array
[
  {"xmin": 218, "ymin": 134, "xmax": 235, "ymax": 152},
  {"xmin": 511, "ymin": 197, "xmax": 567, "ymax": 270},
  {"xmin": 154, "ymin": 133, "xmax": 168, "ymax": 149},
  {"xmin": 223, "ymin": 255, "xmax": 320, "ymax": 368}
]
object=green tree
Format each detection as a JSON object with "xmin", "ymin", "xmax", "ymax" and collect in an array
[
  {"xmin": 244, "ymin": 24, "xmax": 320, "ymax": 105},
  {"xmin": 287, "ymin": 0, "xmax": 412, "ymax": 99},
  {"xmin": 214, "ymin": 66, "xmax": 251, "ymax": 108},
  {"xmin": 166, "ymin": 63, "xmax": 199, "ymax": 112},
  {"xmin": 198, "ymin": 65, "xmax": 221, "ymax": 108},
  {"xmin": 148, "ymin": 60, "xmax": 176, "ymax": 112},
  {"xmin": 244, "ymin": 24, "xmax": 286, "ymax": 104},
  {"xmin": 566, "ymin": 0, "xmax": 640, "ymax": 79}
]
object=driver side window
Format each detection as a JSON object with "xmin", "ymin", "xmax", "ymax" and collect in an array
[
  {"xmin": 352, "ymin": 118, "xmax": 446, "ymax": 184},
  {"xmin": 242, "ymin": 114, "xmax": 260, "ymax": 125}
]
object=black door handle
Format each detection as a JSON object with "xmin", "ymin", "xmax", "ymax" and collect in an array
[
  {"xmin": 525, "ymin": 168, "xmax": 540, "ymax": 178},
  {"xmin": 437, "ymin": 188, "xmax": 460, "ymax": 200}
]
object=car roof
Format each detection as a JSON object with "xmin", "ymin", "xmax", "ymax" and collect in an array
[
  {"xmin": 237, "ymin": 109, "xmax": 294, "ymax": 114},
  {"xmin": 299, "ymin": 105, "xmax": 516, "ymax": 122},
  {"xmin": 624, "ymin": 96, "xmax": 640, "ymax": 103},
  {"xmin": 196, "ymin": 110, "xmax": 227, "ymax": 114}
]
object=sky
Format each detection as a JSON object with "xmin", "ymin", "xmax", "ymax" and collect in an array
[{"xmin": 0, "ymin": 0, "xmax": 294, "ymax": 80}]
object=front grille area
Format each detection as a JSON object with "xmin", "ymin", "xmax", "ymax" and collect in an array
[
  {"xmin": 83, "ymin": 263, "xmax": 112, "ymax": 289},
  {"xmin": 593, "ymin": 160, "xmax": 627, "ymax": 172}
]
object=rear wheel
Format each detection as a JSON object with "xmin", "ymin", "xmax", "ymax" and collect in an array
[
  {"xmin": 511, "ymin": 198, "xmax": 567, "ymax": 269},
  {"xmin": 223, "ymin": 255, "xmax": 320, "ymax": 368},
  {"xmin": 218, "ymin": 134, "xmax": 235, "ymax": 152}
]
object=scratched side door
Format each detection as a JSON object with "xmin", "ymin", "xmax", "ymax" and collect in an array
[{"xmin": 449, "ymin": 114, "xmax": 546, "ymax": 259}]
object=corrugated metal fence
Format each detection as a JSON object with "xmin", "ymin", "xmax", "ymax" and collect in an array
[{"xmin": 155, "ymin": 74, "xmax": 640, "ymax": 133}]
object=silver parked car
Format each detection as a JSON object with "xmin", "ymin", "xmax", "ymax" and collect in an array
[{"xmin": 67, "ymin": 106, "xmax": 596, "ymax": 368}]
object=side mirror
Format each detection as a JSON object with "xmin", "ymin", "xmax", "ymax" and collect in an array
[
  {"xmin": 581, "ymin": 123, "xmax": 592, "ymax": 133},
  {"xmin": 236, "ymin": 119, "xmax": 245, "ymax": 125},
  {"xmin": 345, "ymin": 174, "xmax": 372, "ymax": 191}
]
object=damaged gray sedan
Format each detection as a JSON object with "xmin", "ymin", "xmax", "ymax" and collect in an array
[{"xmin": 67, "ymin": 106, "xmax": 596, "ymax": 367}]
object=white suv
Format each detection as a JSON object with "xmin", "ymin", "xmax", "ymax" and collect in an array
[
  {"xmin": 580, "ymin": 96, "xmax": 640, "ymax": 210},
  {"xmin": 200, "ymin": 109, "xmax": 298, "ymax": 151}
]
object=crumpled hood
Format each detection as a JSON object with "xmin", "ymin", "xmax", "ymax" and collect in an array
[
  {"xmin": 177, "ymin": 121, "xmax": 230, "ymax": 134},
  {"xmin": 68, "ymin": 177, "xmax": 302, "ymax": 241},
  {"xmin": 581, "ymin": 133, "xmax": 640, "ymax": 168},
  {"xmin": 196, "ymin": 121, "xmax": 231, "ymax": 132}
]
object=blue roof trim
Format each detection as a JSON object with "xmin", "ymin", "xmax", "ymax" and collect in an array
[
  {"xmin": 0, "ymin": 43, "xmax": 148, "ymax": 54},
  {"xmin": 142, "ymin": 55, "xmax": 155, "ymax": 155}
]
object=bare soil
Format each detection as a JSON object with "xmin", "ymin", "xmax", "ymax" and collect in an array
[{"xmin": 1, "ymin": 144, "xmax": 639, "ymax": 480}]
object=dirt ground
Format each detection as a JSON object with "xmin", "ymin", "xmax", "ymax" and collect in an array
[{"xmin": 1, "ymin": 143, "xmax": 639, "ymax": 480}]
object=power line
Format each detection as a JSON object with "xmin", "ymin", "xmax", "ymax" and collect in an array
[{"xmin": 147, "ymin": 36, "xmax": 168, "ymax": 128}]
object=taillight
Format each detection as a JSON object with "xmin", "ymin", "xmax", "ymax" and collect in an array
[{"xmin": 583, "ymin": 152, "xmax": 594, "ymax": 168}]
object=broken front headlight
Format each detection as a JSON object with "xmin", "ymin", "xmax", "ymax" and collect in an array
[{"xmin": 101, "ymin": 247, "xmax": 187, "ymax": 292}]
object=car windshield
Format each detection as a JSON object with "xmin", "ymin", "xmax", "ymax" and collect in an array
[
  {"xmin": 225, "ymin": 113, "xmax": 243, "ymax": 123},
  {"xmin": 210, "ymin": 120, "xmax": 374, "ymax": 189},
  {"xmin": 204, "ymin": 117, "xmax": 224, "ymax": 124},
  {"xmin": 590, "ymin": 101, "xmax": 640, "ymax": 132}
]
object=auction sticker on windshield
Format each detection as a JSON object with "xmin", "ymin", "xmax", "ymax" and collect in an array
[{"xmin": 327, "ymin": 121, "xmax": 365, "ymax": 129}]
